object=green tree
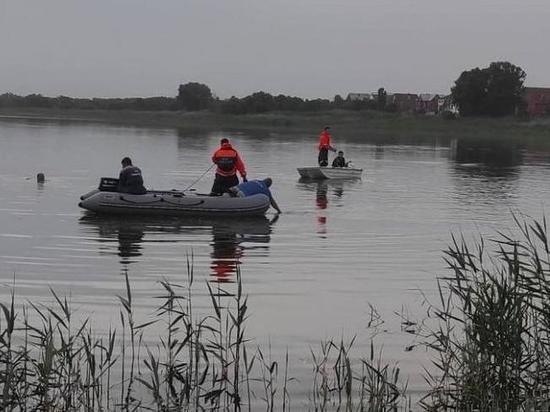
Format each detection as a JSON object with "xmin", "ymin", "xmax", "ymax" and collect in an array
[
  {"xmin": 220, "ymin": 96, "xmax": 246, "ymax": 114},
  {"xmin": 451, "ymin": 62, "xmax": 525, "ymax": 116},
  {"xmin": 451, "ymin": 68, "xmax": 489, "ymax": 116},
  {"xmin": 177, "ymin": 82, "xmax": 213, "ymax": 111},
  {"xmin": 333, "ymin": 94, "xmax": 344, "ymax": 107},
  {"xmin": 485, "ymin": 61, "xmax": 526, "ymax": 116},
  {"xmin": 242, "ymin": 91, "xmax": 275, "ymax": 113}
]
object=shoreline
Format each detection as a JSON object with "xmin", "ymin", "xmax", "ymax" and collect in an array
[{"xmin": 1, "ymin": 107, "xmax": 549, "ymax": 143}]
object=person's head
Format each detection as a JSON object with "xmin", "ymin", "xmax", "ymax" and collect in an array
[
  {"xmin": 121, "ymin": 157, "xmax": 132, "ymax": 167},
  {"xmin": 220, "ymin": 138, "xmax": 229, "ymax": 145},
  {"xmin": 263, "ymin": 177, "xmax": 273, "ymax": 187},
  {"xmin": 324, "ymin": 126, "xmax": 331, "ymax": 131},
  {"xmin": 338, "ymin": 150, "xmax": 344, "ymax": 157}
]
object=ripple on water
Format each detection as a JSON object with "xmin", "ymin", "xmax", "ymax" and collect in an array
[{"xmin": 2, "ymin": 122, "xmax": 550, "ymax": 407}]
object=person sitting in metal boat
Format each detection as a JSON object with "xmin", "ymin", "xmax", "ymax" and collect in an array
[
  {"xmin": 118, "ymin": 157, "xmax": 147, "ymax": 194},
  {"xmin": 211, "ymin": 138, "xmax": 247, "ymax": 196},
  {"xmin": 332, "ymin": 150, "xmax": 347, "ymax": 168},
  {"xmin": 228, "ymin": 178, "xmax": 281, "ymax": 213}
]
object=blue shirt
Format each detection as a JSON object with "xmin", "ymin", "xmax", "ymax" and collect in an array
[{"xmin": 237, "ymin": 180, "xmax": 272, "ymax": 198}]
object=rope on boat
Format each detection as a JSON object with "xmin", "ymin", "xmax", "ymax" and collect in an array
[{"xmin": 182, "ymin": 164, "xmax": 215, "ymax": 192}]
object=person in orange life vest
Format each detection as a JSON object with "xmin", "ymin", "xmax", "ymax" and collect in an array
[
  {"xmin": 210, "ymin": 138, "xmax": 247, "ymax": 195},
  {"xmin": 318, "ymin": 126, "xmax": 336, "ymax": 166}
]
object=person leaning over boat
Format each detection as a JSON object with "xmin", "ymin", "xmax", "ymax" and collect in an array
[
  {"xmin": 332, "ymin": 150, "xmax": 347, "ymax": 168},
  {"xmin": 318, "ymin": 126, "xmax": 336, "ymax": 167},
  {"xmin": 228, "ymin": 178, "xmax": 281, "ymax": 213},
  {"xmin": 210, "ymin": 138, "xmax": 247, "ymax": 195},
  {"xmin": 118, "ymin": 157, "xmax": 146, "ymax": 194}
]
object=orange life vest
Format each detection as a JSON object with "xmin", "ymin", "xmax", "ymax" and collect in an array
[
  {"xmin": 318, "ymin": 131, "xmax": 332, "ymax": 150},
  {"xmin": 212, "ymin": 142, "xmax": 247, "ymax": 177}
]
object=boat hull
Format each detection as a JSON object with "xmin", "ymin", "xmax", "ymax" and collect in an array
[
  {"xmin": 297, "ymin": 167, "xmax": 363, "ymax": 180},
  {"xmin": 79, "ymin": 190, "xmax": 270, "ymax": 217}
]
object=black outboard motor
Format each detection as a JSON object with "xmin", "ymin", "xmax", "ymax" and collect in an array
[
  {"xmin": 80, "ymin": 177, "xmax": 119, "ymax": 201},
  {"xmin": 99, "ymin": 177, "xmax": 119, "ymax": 192}
]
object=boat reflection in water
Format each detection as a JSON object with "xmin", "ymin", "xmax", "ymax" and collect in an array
[
  {"xmin": 79, "ymin": 215, "xmax": 147, "ymax": 264},
  {"xmin": 210, "ymin": 215, "xmax": 278, "ymax": 283},
  {"xmin": 315, "ymin": 183, "xmax": 328, "ymax": 235},
  {"xmin": 78, "ymin": 214, "xmax": 277, "ymax": 281},
  {"xmin": 297, "ymin": 178, "xmax": 353, "ymax": 237}
]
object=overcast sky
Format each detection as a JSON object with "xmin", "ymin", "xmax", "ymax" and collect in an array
[{"xmin": 0, "ymin": 0, "xmax": 548, "ymax": 99}]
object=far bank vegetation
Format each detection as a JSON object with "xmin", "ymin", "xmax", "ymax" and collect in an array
[{"xmin": 1, "ymin": 61, "xmax": 546, "ymax": 119}]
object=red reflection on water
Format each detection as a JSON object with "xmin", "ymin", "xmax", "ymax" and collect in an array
[
  {"xmin": 210, "ymin": 256, "xmax": 242, "ymax": 283},
  {"xmin": 316, "ymin": 195, "xmax": 327, "ymax": 210},
  {"xmin": 209, "ymin": 229, "xmax": 243, "ymax": 282}
]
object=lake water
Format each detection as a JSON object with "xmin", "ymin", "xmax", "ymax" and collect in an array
[{"xmin": 1, "ymin": 118, "xmax": 550, "ymax": 407}]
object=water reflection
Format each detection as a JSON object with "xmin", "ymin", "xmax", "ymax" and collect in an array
[
  {"xmin": 210, "ymin": 215, "xmax": 277, "ymax": 283},
  {"xmin": 78, "ymin": 214, "xmax": 276, "ymax": 279},
  {"xmin": 297, "ymin": 179, "xmax": 351, "ymax": 237},
  {"xmin": 79, "ymin": 215, "xmax": 150, "ymax": 264},
  {"xmin": 450, "ymin": 138, "xmax": 524, "ymax": 178},
  {"xmin": 316, "ymin": 183, "xmax": 328, "ymax": 210},
  {"xmin": 374, "ymin": 144, "xmax": 385, "ymax": 160},
  {"xmin": 449, "ymin": 138, "xmax": 524, "ymax": 208}
]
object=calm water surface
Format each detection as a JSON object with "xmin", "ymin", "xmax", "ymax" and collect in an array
[{"xmin": 1, "ymin": 119, "xmax": 550, "ymax": 403}]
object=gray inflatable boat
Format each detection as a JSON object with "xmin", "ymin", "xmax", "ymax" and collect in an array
[{"xmin": 79, "ymin": 178, "xmax": 270, "ymax": 217}]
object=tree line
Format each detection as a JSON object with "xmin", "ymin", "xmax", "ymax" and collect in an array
[
  {"xmin": 0, "ymin": 87, "xmax": 383, "ymax": 114},
  {"xmin": 0, "ymin": 93, "xmax": 178, "ymax": 111},
  {"xmin": 0, "ymin": 61, "xmax": 529, "ymax": 117}
]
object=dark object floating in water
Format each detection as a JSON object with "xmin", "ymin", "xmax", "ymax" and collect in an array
[{"xmin": 37, "ymin": 173, "xmax": 45, "ymax": 183}]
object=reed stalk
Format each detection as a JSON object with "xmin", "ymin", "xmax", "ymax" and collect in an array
[
  {"xmin": 0, "ymin": 257, "xmax": 410, "ymax": 411},
  {"xmin": 420, "ymin": 214, "xmax": 550, "ymax": 410}
]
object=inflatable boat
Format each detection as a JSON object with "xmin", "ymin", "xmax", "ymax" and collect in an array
[
  {"xmin": 297, "ymin": 166, "xmax": 363, "ymax": 180},
  {"xmin": 79, "ymin": 178, "xmax": 270, "ymax": 217}
]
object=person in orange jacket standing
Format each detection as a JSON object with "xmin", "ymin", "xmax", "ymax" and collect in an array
[
  {"xmin": 210, "ymin": 138, "xmax": 247, "ymax": 195},
  {"xmin": 318, "ymin": 126, "xmax": 336, "ymax": 166}
]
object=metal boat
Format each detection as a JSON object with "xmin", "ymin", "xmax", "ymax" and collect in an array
[{"xmin": 297, "ymin": 166, "xmax": 363, "ymax": 180}]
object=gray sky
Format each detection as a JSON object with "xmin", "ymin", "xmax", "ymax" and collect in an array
[{"xmin": 0, "ymin": 0, "xmax": 548, "ymax": 99}]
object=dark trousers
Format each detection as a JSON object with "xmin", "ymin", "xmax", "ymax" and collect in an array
[
  {"xmin": 318, "ymin": 148, "xmax": 329, "ymax": 166},
  {"xmin": 211, "ymin": 173, "xmax": 239, "ymax": 195}
]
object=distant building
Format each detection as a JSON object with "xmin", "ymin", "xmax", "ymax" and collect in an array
[
  {"xmin": 416, "ymin": 94, "xmax": 440, "ymax": 114},
  {"xmin": 346, "ymin": 93, "xmax": 376, "ymax": 101},
  {"xmin": 390, "ymin": 93, "xmax": 418, "ymax": 112},
  {"xmin": 524, "ymin": 87, "xmax": 550, "ymax": 117},
  {"xmin": 436, "ymin": 95, "xmax": 458, "ymax": 114}
]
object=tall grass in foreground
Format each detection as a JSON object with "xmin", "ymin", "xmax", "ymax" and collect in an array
[
  {"xmin": 421, "ymin": 214, "xmax": 550, "ymax": 411},
  {"xmin": 0, "ymin": 261, "xmax": 408, "ymax": 411}
]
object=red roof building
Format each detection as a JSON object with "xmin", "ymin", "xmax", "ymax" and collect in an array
[
  {"xmin": 524, "ymin": 87, "xmax": 550, "ymax": 117},
  {"xmin": 391, "ymin": 93, "xmax": 418, "ymax": 112},
  {"xmin": 416, "ymin": 94, "xmax": 440, "ymax": 114}
]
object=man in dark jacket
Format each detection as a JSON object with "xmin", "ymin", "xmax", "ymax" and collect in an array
[
  {"xmin": 332, "ymin": 151, "xmax": 347, "ymax": 168},
  {"xmin": 118, "ymin": 157, "xmax": 147, "ymax": 194}
]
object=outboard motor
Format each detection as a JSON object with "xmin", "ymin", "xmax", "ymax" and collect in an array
[
  {"xmin": 80, "ymin": 177, "xmax": 119, "ymax": 201},
  {"xmin": 98, "ymin": 177, "xmax": 119, "ymax": 192}
]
